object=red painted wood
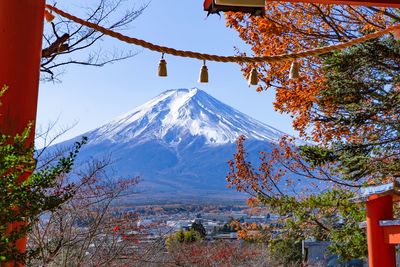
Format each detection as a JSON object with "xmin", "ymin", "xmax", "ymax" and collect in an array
[
  {"xmin": 0, "ymin": 0, "xmax": 45, "ymax": 265},
  {"xmin": 204, "ymin": 0, "xmax": 213, "ymax": 9},
  {"xmin": 265, "ymin": 0, "xmax": 400, "ymax": 7},
  {"xmin": 366, "ymin": 195, "xmax": 396, "ymax": 267},
  {"xmin": 383, "ymin": 226, "xmax": 400, "ymax": 244},
  {"xmin": 204, "ymin": 0, "xmax": 400, "ymax": 8}
]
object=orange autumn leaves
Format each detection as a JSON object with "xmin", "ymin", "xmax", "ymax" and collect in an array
[
  {"xmin": 227, "ymin": 135, "xmax": 344, "ymax": 201},
  {"xmin": 225, "ymin": 3, "xmax": 392, "ymax": 142}
]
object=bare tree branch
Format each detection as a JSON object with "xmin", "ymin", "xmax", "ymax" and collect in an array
[{"xmin": 41, "ymin": 0, "xmax": 148, "ymax": 82}]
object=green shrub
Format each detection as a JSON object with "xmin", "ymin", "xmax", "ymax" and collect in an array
[{"xmin": 268, "ymin": 238, "xmax": 302, "ymax": 266}]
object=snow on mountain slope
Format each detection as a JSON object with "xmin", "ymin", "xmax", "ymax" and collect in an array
[
  {"xmin": 85, "ymin": 88, "xmax": 284, "ymax": 145},
  {"xmin": 48, "ymin": 88, "xmax": 290, "ymax": 203}
]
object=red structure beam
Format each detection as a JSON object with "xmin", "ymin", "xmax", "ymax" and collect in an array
[
  {"xmin": 204, "ymin": 0, "xmax": 400, "ymax": 9},
  {"xmin": 265, "ymin": 0, "xmax": 400, "ymax": 7},
  {"xmin": 383, "ymin": 226, "xmax": 400, "ymax": 244},
  {"xmin": 0, "ymin": 0, "xmax": 45, "ymax": 265}
]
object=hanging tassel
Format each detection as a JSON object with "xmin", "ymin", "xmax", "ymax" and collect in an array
[
  {"xmin": 289, "ymin": 61, "xmax": 300, "ymax": 79},
  {"xmin": 44, "ymin": 10, "xmax": 55, "ymax": 22},
  {"xmin": 248, "ymin": 67, "xmax": 258, "ymax": 86},
  {"xmin": 158, "ymin": 53, "xmax": 167, "ymax": 77},
  {"xmin": 198, "ymin": 60, "xmax": 209, "ymax": 83}
]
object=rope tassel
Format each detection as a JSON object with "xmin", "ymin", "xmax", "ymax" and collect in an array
[
  {"xmin": 198, "ymin": 60, "xmax": 208, "ymax": 83},
  {"xmin": 158, "ymin": 53, "xmax": 167, "ymax": 77},
  {"xmin": 248, "ymin": 68, "xmax": 258, "ymax": 86},
  {"xmin": 44, "ymin": 10, "xmax": 55, "ymax": 22},
  {"xmin": 289, "ymin": 61, "xmax": 300, "ymax": 79}
]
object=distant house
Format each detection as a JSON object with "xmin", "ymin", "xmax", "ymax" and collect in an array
[
  {"xmin": 213, "ymin": 232, "xmax": 238, "ymax": 240},
  {"xmin": 302, "ymin": 240, "xmax": 331, "ymax": 265},
  {"xmin": 302, "ymin": 240, "xmax": 365, "ymax": 267},
  {"xmin": 166, "ymin": 220, "xmax": 192, "ymax": 230}
]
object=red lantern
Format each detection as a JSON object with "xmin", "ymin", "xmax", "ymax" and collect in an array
[{"xmin": 203, "ymin": 0, "xmax": 265, "ymax": 15}]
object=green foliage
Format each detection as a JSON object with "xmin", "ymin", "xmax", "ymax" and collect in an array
[
  {"xmin": 329, "ymin": 221, "xmax": 367, "ymax": 260},
  {"xmin": 218, "ymin": 223, "xmax": 236, "ymax": 233},
  {"xmin": 260, "ymin": 189, "xmax": 367, "ymax": 260},
  {"xmin": 299, "ymin": 145, "xmax": 337, "ymax": 167},
  {"xmin": 184, "ymin": 229, "xmax": 201, "ymax": 242},
  {"xmin": 191, "ymin": 221, "xmax": 206, "ymax": 238},
  {"xmin": 268, "ymin": 238, "xmax": 302, "ymax": 266},
  {"xmin": 0, "ymin": 126, "xmax": 87, "ymax": 264},
  {"xmin": 166, "ymin": 229, "xmax": 202, "ymax": 249},
  {"xmin": 315, "ymin": 37, "xmax": 400, "ymax": 182}
]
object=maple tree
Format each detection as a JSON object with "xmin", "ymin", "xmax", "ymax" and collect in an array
[
  {"xmin": 226, "ymin": 4, "xmax": 398, "ymax": 141},
  {"xmin": 225, "ymin": 3, "xmax": 399, "ymax": 262},
  {"xmin": 228, "ymin": 136, "xmax": 367, "ymax": 260}
]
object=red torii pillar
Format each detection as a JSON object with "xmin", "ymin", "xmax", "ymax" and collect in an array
[
  {"xmin": 0, "ymin": 0, "xmax": 45, "ymax": 265},
  {"xmin": 357, "ymin": 182, "xmax": 400, "ymax": 267},
  {"xmin": 366, "ymin": 195, "xmax": 396, "ymax": 267}
]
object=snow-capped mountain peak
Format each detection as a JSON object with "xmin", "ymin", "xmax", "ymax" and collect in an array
[
  {"xmin": 48, "ymin": 88, "xmax": 293, "ymax": 201},
  {"xmin": 88, "ymin": 88, "xmax": 284, "ymax": 145}
]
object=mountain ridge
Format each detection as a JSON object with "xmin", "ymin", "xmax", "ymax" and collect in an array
[
  {"xmin": 83, "ymin": 88, "xmax": 284, "ymax": 146},
  {"xmin": 47, "ymin": 88, "xmax": 288, "ymax": 203}
]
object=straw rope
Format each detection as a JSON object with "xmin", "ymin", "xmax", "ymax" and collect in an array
[{"xmin": 45, "ymin": 4, "xmax": 400, "ymax": 63}]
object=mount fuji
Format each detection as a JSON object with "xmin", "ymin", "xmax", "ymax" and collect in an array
[{"xmin": 49, "ymin": 88, "xmax": 288, "ymax": 203}]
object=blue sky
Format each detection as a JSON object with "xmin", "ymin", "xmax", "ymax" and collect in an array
[{"xmin": 37, "ymin": 0, "xmax": 295, "ymax": 144}]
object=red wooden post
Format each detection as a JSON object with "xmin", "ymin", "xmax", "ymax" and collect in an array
[
  {"xmin": 366, "ymin": 195, "xmax": 396, "ymax": 267},
  {"xmin": 0, "ymin": 0, "xmax": 45, "ymax": 265}
]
